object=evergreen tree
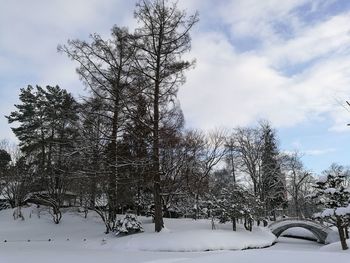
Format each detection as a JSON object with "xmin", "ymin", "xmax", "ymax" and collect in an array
[
  {"xmin": 213, "ymin": 183, "xmax": 246, "ymax": 231},
  {"xmin": 7, "ymin": 85, "xmax": 79, "ymax": 224},
  {"xmin": 0, "ymin": 149, "xmax": 11, "ymax": 173},
  {"xmin": 212, "ymin": 183, "xmax": 262, "ymax": 231},
  {"xmin": 7, "ymin": 86, "xmax": 47, "ymax": 173},
  {"xmin": 261, "ymin": 123, "xmax": 286, "ymax": 220},
  {"xmin": 313, "ymin": 164, "xmax": 350, "ymax": 250}
]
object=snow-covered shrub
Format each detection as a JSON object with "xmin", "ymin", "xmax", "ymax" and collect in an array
[
  {"xmin": 13, "ymin": 206, "xmax": 25, "ymax": 220},
  {"xmin": 116, "ymin": 214, "xmax": 144, "ymax": 235},
  {"xmin": 211, "ymin": 184, "xmax": 263, "ymax": 231},
  {"xmin": 0, "ymin": 200, "xmax": 10, "ymax": 211},
  {"xmin": 312, "ymin": 170, "xmax": 350, "ymax": 250}
]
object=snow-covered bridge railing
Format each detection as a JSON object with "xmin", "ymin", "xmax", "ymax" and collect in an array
[{"xmin": 268, "ymin": 218, "xmax": 335, "ymax": 244}]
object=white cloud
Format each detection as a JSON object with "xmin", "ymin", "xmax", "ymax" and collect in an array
[
  {"xmin": 267, "ymin": 13, "xmax": 350, "ymax": 67},
  {"xmin": 179, "ymin": 1, "xmax": 350, "ymax": 132},
  {"xmin": 0, "ymin": 0, "xmax": 137, "ymax": 141},
  {"xmin": 283, "ymin": 147, "xmax": 336, "ymax": 157},
  {"xmin": 304, "ymin": 148, "xmax": 336, "ymax": 156},
  {"xmin": 218, "ymin": 0, "xmax": 310, "ymax": 41},
  {"xmin": 179, "ymin": 32, "xmax": 299, "ymax": 129},
  {"xmin": 2, "ymin": 0, "xmax": 350, "ymax": 141}
]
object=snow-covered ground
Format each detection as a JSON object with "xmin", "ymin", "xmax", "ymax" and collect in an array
[
  {"xmin": 281, "ymin": 227, "xmax": 318, "ymax": 240},
  {"xmin": 0, "ymin": 205, "xmax": 349, "ymax": 263},
  {"xmin": 0, "ymin": 205, "xmax": 275, "ymax": 252},
  {"xmin": 115, "ymin": 220, "xmax": 276, "ymax": 252},
  {"xmin": 281, "ymin": 226, "xmax": 340, "ymax": 244}
]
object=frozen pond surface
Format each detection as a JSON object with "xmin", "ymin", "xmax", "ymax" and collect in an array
[{"xmin": 269, "ymin": 236, "xmax": 323, "ymax": 251}]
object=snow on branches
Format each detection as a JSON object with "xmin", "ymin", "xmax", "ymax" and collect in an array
[
  {"xmin": 116, "ymin": 214, "xmax": 144, "ymax": 236},
  {"xmin": 312, "ymin": 170, "xmax": 350, "ymax": 250}
]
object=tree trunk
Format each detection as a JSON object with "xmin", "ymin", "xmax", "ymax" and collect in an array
[
  {"xmin": 153, "ymin": 79, "xmax": 164, "ymax": 232},
  {"xmin": 194, "ymin": 194, "xmax": 199, "ymax": 220},
  {"xmin": 230, "ymin": 148, "xmax": 236, "ymax": 184},
  {"xmin": 294, "ymin": 187, "xmax": 300, "ymax": 218},
  {"xmin": 107, "ymin": 93, "xmax": 120, "ymax": 229},
  {"xmin": 337, "ymin": 218, "xmax": 348, "ymax": 250},
  {"xmin": 90, "ymin": 173, "xmax": 96, "ymax": 208},
  {"xmin": 232, "ymin": 216, "xmax": 236, "ymax": 231}
]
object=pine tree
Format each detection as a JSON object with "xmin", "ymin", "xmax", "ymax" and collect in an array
[
  {"xmin": 7, "ymin": 85, "xmax": 79, "ymax": 224},
  {"xmin": 212, "ymin": 183, "xmax": 262, "ymax": 231},
  {"xmin": 261, "ymin": 123, "xmax": 286, "ymax": 220},
  {"xmin": 313, "ymin": 164, "xmax": 350, "ymax": 250},
  {"xmin": 213, "ymin": 183, "xmax": 245, "ymax": 231},
  {"xmin": 0, "ymin": 149, "xmax": 11, "ymax": 173},
  {"xmin": 7, "ymin": 86, "xmax": 46, "ymax": 173}
]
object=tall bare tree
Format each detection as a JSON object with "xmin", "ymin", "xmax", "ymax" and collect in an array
[
  {"xmin": 233, "ymin": 127, "xmax": 264, "ymax": 197},
  {"xmin": 182, "ymin": 129, "xmax": 227, "ymax": 219},
  {"xmin": 133, "ymin": 0, "xmax": 198, "ymax": 231},
  {"xmin": 59, "ymin": 26, "xmax": 136, "ymax": 232},
  {"xmin": 282, "ymin": 151, "xmax": 311, "ymax": 218}
]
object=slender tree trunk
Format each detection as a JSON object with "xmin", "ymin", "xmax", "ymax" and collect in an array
[
  {"xmin": 232, "ymin": 216, "xmax": 236, "ymax": 231},
  {"xmin": 194, "ymin": 193, "xmax": 199, "ymax": 220},
  {"xmin": 253, "ymin": 180, "xmax": 257, "ymax": 197},
  {"xmin": 90, "ymin": 172, "xmax": 97, "ymax": 208},
  {"xmin": 337, "ymin": 218, "xmax": 348, "ymax": 250},
  {"xmin": 90, "ymin": 120, "xmax": 100, "ymax": 209},
  {"xmin": 40, "ymin": 129, "xmax": 46, "ymax": 189},
  {"xmin": 137, "ymin": 180, "xmax": 141, "ymax": 216},
  {"xmin": 294, "ymin": 186, "xmax": 300, "ymax": 218},
  {"xmin": 153, "ymin": 79, "xmax": 164, "ymax": 232},
  {"xmin": 107, "ymin": 94, "xmax": 119, "ymax": 231},
  {"xmin": 230, "ymin": 148, "xmax": 236, "ymax": 184}
]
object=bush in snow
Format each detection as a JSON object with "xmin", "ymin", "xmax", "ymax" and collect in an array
[
  {"xmin": 312, "ymin": 167, "xmax": 350, "ymax": 250},
  {"xmin": 13, "ymin": 206, "xmax": 25, "ymax": 220},
  {"xmin": 116, "ymin": 214, "xmax": 144, "ymax": 235},
  {"xmin": 211, "ymin": 183, "xmax": 263, "ymax": 231}
]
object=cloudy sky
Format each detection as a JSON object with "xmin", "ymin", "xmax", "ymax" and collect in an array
[{"xmin": 1, "ymin": 0, "xmax": 350, "ymax": 173}]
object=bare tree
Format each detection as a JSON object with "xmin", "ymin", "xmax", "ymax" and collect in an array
[
  {"xmin": 224, "ymin": 136, "xmax": 240, "ymax": 185},
  {"xmin": 282, "ymin": 151, "xmax": 311, "ymax": 218},
  {"xmin": 59, "ymin": 26, "xmax": 136, "ymax": 233},
  {"xmin": 133, "ymin": 0, "xmax": 198, "ymax": 231},
  {"xmin": 0, "ymin": 141, "xmax": 30, "ymax": 219},
  {"xmin": 232, "ymin": 127, "xmax": 264, "ymax": 197},
  {"xmin": 187, "ymin": 129, "xmax": 227, "ymax": 219}
]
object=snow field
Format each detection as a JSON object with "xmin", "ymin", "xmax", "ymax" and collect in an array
[{"xmin": 0, "ymin": 205, "xmax": 349, "ymax": 263}]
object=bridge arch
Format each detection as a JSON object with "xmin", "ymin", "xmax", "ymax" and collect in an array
[{"xmin": 268, "ymin": 218, "xmax": 334, "ymax": 244}]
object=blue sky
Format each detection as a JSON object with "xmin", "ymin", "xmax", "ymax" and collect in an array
[{"xmin": 1, "ymin": 0, "xmax": 350, "ymax": 174}]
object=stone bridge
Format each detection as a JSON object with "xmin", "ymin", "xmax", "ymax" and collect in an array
[{"xmin": 268, "ymin": 218, "xmax": 335, "ymax": 244}]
